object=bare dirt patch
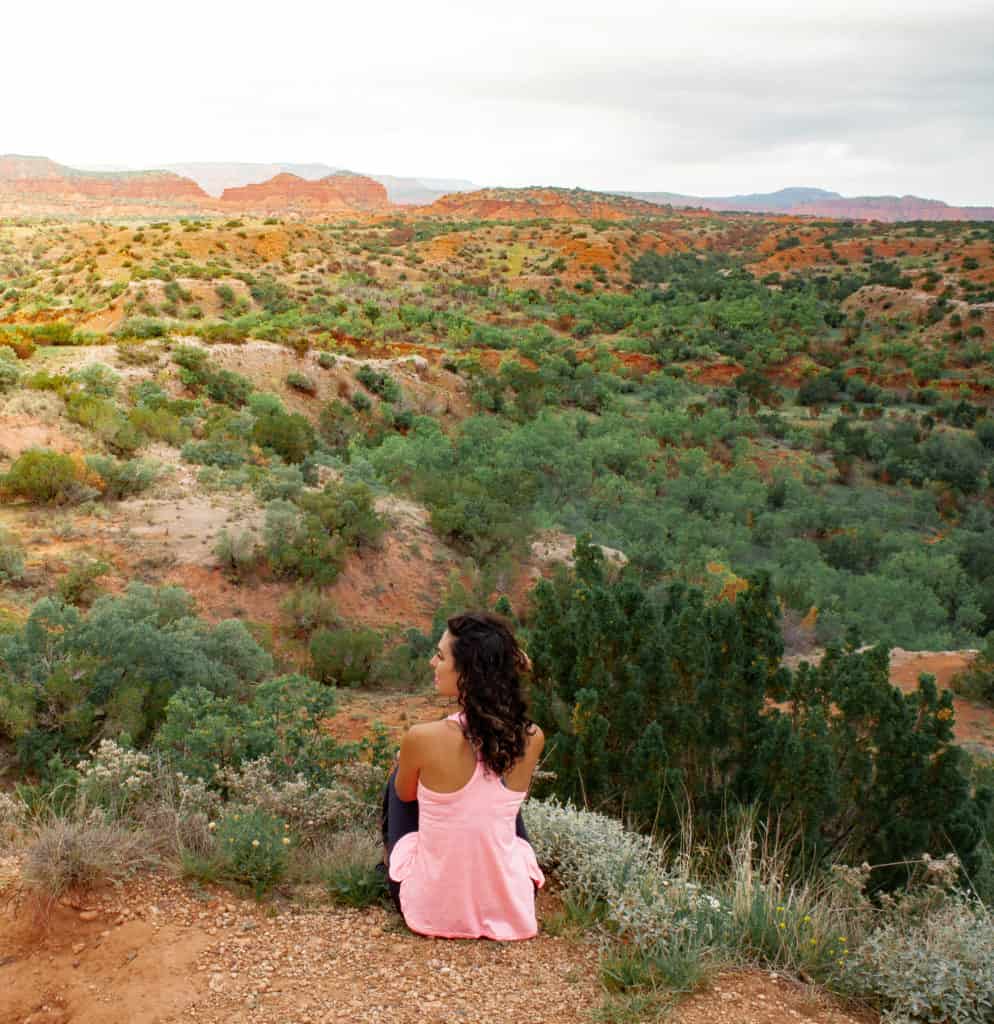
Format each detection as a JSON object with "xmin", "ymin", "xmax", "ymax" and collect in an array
[
  {"xmin": 120, "ymin": 492, "xmax": 264, "ymax": 566},
  {"xmin": 0, "ymin": 865, "xmax": 604, "ymax": 1024},
  {"xmin": 888, "ymin": 649, "xmax": 994, "ymax": 755},
  {"xmin": 673, "ymin": 970, "xmax": 875, "ymax": 1024},
  {"xmin": 0, "ymin": 859, "xmax": 877, "ymax": 1024},
  {"xmin": 328, "ymin": 496, "xmax": 461, "ymax": 631}
]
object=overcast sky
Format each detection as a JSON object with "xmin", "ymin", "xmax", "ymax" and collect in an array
[{"xmin": 5, "ymin": 0, "xmax": 993, "ymax": 204}]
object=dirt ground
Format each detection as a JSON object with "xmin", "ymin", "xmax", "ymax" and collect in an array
[
  {"xmin": 888, "ymin": 648, "xmax": 994, "ymax": 754},
  {"xmin": 0, "ymin": 863, "xmax": 875, "ymax": 1024}
]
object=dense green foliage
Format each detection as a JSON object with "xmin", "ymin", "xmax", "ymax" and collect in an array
[
  {"xmin": 264, "ymin": 480, "xmax": 384, "ymax": 584},
  {"xmin": 0, "ymin": 585, "xmax": 273, "ymax": 773},
  {"xmin": 526, "ymin": 540, "xmax": 991, "ymax": 887}
]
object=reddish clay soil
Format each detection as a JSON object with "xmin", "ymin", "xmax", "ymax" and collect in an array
[
  {"xmin": 0, "ymin": 863, "xmax": 875, "ymax": 1024},
  {"xmin": 690, "ymin": 362, "xmax": 744, "ymax": 386},
  {"xmin": 888, "ymin": 650, "xmax": 994, "ymax": 753}
]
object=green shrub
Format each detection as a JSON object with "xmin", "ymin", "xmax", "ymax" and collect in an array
[
  {"xmin": 215, "ymin": 806, "xmax": 289, "ymax": 896},
  {"xmin": 921, "ymin": 434, "xmax": 986, "ymax": 494},
  {"xmin": 250, "ymin": 276, "xmax": 294, "ymax": 314},
  {"xmin": 318, "ymin": 400, "xmax": 359, "ymax": 452},
  {"xmin": 199, "ymin": 321, "xmax": 250, "ymax": 344},
  {"xmin": 842, "ymin": 896, "xmax": 994, "ymax": 1024},
  {"xmin": 310, "ymin": 627, "xmax": 383, "ymax": 687},
  {"xmin": 66, "ymin": 393, "xmax": 143, "ymax": 456},
  {"xmin": 280, "ymin": 587, "xmax": 339, "ymax": 637},
  {"xmin": 116, "ymin": 340, "xmax": 160, "ymax": 367},
  {"xmin": 0, "ymin": 529, "xmax": 25, "ymax": 584},
  {"xmin": 24, "ymin": 369, "xmax": 72, "ymax": 396},
  {"xmin": 128, "ymin": 405, "xmax": 189, "ymax": 446},
  {"xmin": 172, "ymin": 345, "xmax": 252, "ymax": 407},
  {"xmin": 317, "ymin": 352, "xmax": 336, "ymax": 369},
  {"xmin": 355, "ymin": 366, "xmax": 401, "ymax": 403},
  {"xmin": 69, "ymin": 362, "xmax": 120, "ymax": 398},
  {"xmin": 0, "ymin": 585, "xmax": 273, "ymax": 769},
  {"xmin": 181, "ymin": 438, "xmax": 247, "ymax": 468},
  {"xmin": 154, "ymin": 674, "xmax": 339, "ymax": 784},
  {"xmin": 951, "ymin": 637, "xmax": 994, "ymax": 705},
  {"xmin": 0, "ymin": 348, "xmax": 22, "ymax": 391},
  {"xmin": 30, "ymin": 321, "xmax": 77, "ymax": 345},
  {"xmin": 247, "ymin": 391, "xmax": 286, "ymax": 417},
  {"xmin": 2, "ymin": 448, "xmax": 81, "ymax": 504},
  {"xmin": 325, "ymin": 861, "xmax": 387, "ymax": 907},
  {"xmin": 286, "ymin": 371, "xmax": 317, "ymax": 396},
  {"xmin": 115, "ymin": 317, "xmax": 169, "ymax": 339},
  {"xmin": 264, "ymin": 482, "xmax": 384, "ymax": 584},
  {"xmin": 798, "ymin": 373, "xmax": 842, "ymax": 406},
  {"xmin": 252, "ymin": 410, "xmax": 316, "ymax": 463},
  {"xmin": 57, "ymin": 559, "xmax": 110, "ymax": 606},
  {"xmin": 214, "ymin": 528, "xmax": 259, "ymax": 579},
  {"xmin": 86, "ymin": 455, "xmax": 159, "ymax": 499},
  {"xmin": 205, "ymin": 368, "xmax": 252, "ymax": 407},
  {"xmin": 255, "ymin": 464, "xmax": 304, "ymax": 501}
]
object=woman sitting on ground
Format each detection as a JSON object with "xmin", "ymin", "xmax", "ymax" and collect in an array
[{"xmin": 381, "ymin": 611, "xmax": 545, "ymax": 940}]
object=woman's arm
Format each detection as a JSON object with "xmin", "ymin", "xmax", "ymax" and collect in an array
[{"xmin": 393, "ymin": 725, "xmax": 423, "ymax": 802}]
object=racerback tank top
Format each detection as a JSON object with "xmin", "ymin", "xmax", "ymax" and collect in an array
[{"xmin": 388, "ymin": 712, "xmax": 544, "ymax": 940}]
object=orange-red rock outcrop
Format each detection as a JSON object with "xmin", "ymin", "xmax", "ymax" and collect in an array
[{"xmin": 219, "ymin": 172, "xmax": 391, "ymax": 213}]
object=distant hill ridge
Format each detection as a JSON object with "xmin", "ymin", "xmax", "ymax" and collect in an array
[
  {"xmin": 615, "ymin": 186, "xmax": 994, "ymax": 222},
  {"xmin": 2, "ymin": 156, "xmax": 993, "ymax": 221},
  {"xmin": 415, "ymin": 186, "xmax": 675, "ymax": 221}
]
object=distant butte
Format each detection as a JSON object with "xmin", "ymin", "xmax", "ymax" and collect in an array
[
  {"xmin": 0, "ymin": 155, "xmax": 206, "ymax": 207},
  {"xmin": 615, "ymin": 186, "xmax": 994, "ymax": 222},
  {"xmin": 218, "ymin": 172, "xmax": 392, "ymax": 214}
]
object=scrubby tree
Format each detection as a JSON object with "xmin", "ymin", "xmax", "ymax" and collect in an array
[{"xmin": 0, "ymin": 585, "xmax": 272, "ymax": 773}]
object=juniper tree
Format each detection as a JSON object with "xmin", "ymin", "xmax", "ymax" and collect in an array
[{"xmin": 526, "ymin": 538, "xmax": 990, "ymax": 886}]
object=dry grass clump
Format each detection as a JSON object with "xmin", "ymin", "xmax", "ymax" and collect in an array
[
  {"xmin": 0, "ymin": 791, "xmax": 24, "ymax": 849},
  {"xmin": 287, "ymin": 826, "xmax": 382, "ymax": 886},
  {"xmin": 21, "ymin": 810, "xmax": 156, "ymax": 903}
]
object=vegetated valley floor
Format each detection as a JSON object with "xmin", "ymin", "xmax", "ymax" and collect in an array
[{"xmin": 2, "ymin": 203, "xmax": 994, "ymax": 1023}]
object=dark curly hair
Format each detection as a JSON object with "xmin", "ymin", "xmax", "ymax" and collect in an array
[{"xmin": 447, "ymin": 611, "xmax": 532, "ymax": 777}]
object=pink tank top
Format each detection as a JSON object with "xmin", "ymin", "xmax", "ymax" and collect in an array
[{"xmin": 388, "ymin": 712, "xmax": 545, "ymax": 940}]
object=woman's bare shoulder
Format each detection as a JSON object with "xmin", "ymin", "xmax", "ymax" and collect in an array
[{"xmin": 405, "ymin": 718, "xmax": 461, "ymax": 741}]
